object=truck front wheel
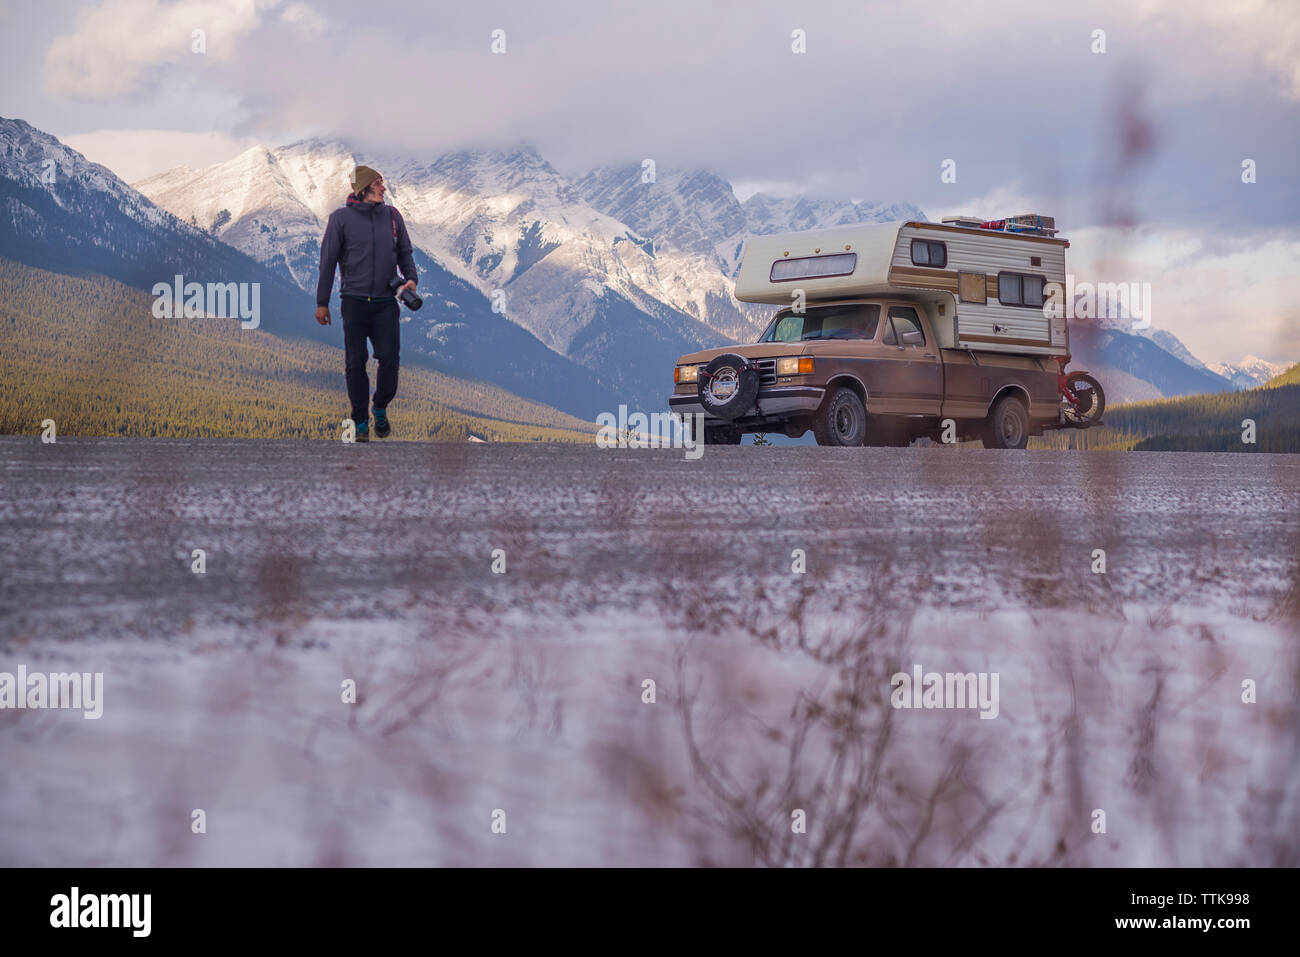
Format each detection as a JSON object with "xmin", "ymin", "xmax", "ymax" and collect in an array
[
  {"xmin": 813, "ymin": 388, "xmax": 867, "ymax": 446},
  {"xmin": 982, "ymin": 395, "xmax": 1030, "ymax": 449}
]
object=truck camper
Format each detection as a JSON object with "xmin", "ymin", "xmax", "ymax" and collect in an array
[{"xmin": 669, "ymin": 216, "xmax": 1105, "ymax": 447}]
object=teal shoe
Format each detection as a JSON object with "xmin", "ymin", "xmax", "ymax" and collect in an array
[
  {"xmin": 355, "ymin": 419, "xmax": 370, "ymax": 442},
  {"xmin": 373, "ymin": 408, "xmax": 391, "ymax": 439}
]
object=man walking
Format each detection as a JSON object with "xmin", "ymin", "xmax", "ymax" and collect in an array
[{"xmin": 315, "ymin": 165, "xmax": 418, "ymax": 441}]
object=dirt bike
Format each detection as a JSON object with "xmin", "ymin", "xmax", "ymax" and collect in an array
[{"xmin": 1055, "ymin": 357, "xmax": 1106, "ymax": 428}]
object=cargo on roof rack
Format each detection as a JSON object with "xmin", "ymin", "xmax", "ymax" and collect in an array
[
  {"xmin": 979, "ymin": 213, "xmax": 1059, "ymax": 237},
  {"xmin": 732, "ymin": 218, "xmax": 1070, "ymax": 356}
]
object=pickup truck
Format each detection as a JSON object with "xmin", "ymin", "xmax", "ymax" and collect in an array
[{"xmin": 668, "ymin": 297, "xmax": 1071, "ymax": 448}]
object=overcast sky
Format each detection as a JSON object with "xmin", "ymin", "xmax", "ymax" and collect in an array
[{"xmin": 2, "ymin": 0, "xmax": 1297, "ymax": 364}]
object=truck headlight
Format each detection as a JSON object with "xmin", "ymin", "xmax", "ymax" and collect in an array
[
  {"xmin": 776, "ymin": 357, "xmax": 814, "ymax": 376},
  {"xmin": 675, "ymin": 365, "xmax": 700, "ymax": 384}
]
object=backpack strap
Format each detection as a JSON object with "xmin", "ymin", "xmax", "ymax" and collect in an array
[{"xmin": 390, "ymin": 207, "xmax": 408, "ymax": 284}]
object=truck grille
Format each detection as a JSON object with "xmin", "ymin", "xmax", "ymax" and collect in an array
[{"xmin": 756, "ymin": 358, "xmax": 777, "ymax": 386}]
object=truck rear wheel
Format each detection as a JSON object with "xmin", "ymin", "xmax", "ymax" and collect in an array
[
  {"xmin": 982, "ymin": 395, "xmax": 1029, "ymax": 449},
  {"xmin": 813, "ymin": 387, "xmax": 867, "ymax": 446}
]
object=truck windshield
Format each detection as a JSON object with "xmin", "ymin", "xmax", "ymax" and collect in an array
[{"xmin": 760, "ymin": 303, "xmax": 881, "ymax": 342}]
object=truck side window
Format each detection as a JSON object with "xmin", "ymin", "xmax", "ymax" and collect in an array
[
  {"xmin": 885, "ymin": 306, "xmax": 925, "ymax": 346},
  {"xmin": 772, "ymin": 313, "xmax": 804, "ymax": 342}
]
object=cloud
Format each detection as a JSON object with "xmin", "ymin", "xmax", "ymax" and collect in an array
[
  {"xmin": 1067, "ymin": 225, "xmax": 1300, "ymax": 365},
  {"xmin": 44, "ymin": 0, "xmax": 279, "ymax": 101},
  {"xmin": 27, "ymin": 0, "xmax": 1300, "ymax": 364},
  {"xmin": 931, "ymin": 184, "xmax": 1039, "ymax": 225},
  {"xmin": 59, "ymin": 127, "xmax": 260, "ymax": 182},
  {"xmin": 37, "ymin": 1, "xmax": 1300, "ymax": 227},
  {"xmin": 280, "ymin": 2, "xmax": 326, "ymax": 36},
  {"xmin": 1139, "ymin": 0, "xmax": 1300, "ymax": 102}
]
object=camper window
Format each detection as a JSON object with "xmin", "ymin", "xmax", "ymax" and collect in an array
[
  {"xmin": 997, "ymin": 272, "xmax": 1046, "ymax": 307},
  {"xmin": 910, "ymin": 239, "xmax": 947, "ymax": 268},
  {"xmin": 769, "ymin": 252, "xmax": 857, "ymax": 282}
]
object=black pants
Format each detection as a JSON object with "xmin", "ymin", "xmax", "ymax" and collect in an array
[{"xmin": 341, "ymin": 296, "xmax": 400, "ymax": 424}]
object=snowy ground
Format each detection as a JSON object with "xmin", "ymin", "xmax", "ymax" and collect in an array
[{"xmin": 1, "ymin": 438, "xmax": 1297, "ymax": 866}]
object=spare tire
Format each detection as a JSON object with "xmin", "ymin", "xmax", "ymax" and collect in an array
[{"xmin": 698, "ymin": 353, "xmax": 760, "ymax": 420}]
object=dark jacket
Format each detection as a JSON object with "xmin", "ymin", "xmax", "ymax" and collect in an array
[{"xmin": 316, "ymin": 195, "xmax": 418, "ymax": 306}]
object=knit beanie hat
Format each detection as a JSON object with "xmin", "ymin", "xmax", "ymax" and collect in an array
[{"xmin": 351, "ymin": 165, "xmax": 381, "ymax": 197}]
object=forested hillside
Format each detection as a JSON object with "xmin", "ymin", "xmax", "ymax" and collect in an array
[
  {"xmin": 0, "ymin": 260, "xmax": 596, "ymax": 442},
  {"xmin": 1263, "ymin": 363, "xmax": 1300, "ymax": 388}
]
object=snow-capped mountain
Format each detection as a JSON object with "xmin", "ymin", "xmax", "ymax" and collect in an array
[
  {"xmin": 576, "ymin": 165, "xmax": 925, "ymax": 278},
  {"xmin": 138, "ymin": 142, "xmax": 745, "ymax": 406},
  {"xmin": 1206, "ymin": 356, "xmax": 1293, "ymax": 390},
  {"xmin": 1089, "ymin": 309, "xmax": 1211, "ymax": 369},
  {"xmin": 575, "ymin": 166, "xmax": 749, "ymax": 268},
  {"xmin": 135, "ymin": 140, "xmax": 355, "ymax": 290},
  {"xmin": 741, "ymin": 195, "xmax": 927, "ymax": 237},
  {"xmin": 1064, "ymin": 289, "xmax": 1291, "ymax": 399},
  {"xmin": 1069, "ymin": 326, "xmax": 1238, "ymax": 405},
  {"xmin": 382, "ymin": 147, "xmax": 728, "ymax": 356},
  {"xmin": 0, "ymin": 116, "xmax": 317, "ymax": 342},
  {"xmin": 1056, "ymin": 296, "xmax": 1233, "ymax": 402},
  {"xmin": 575, "ymin": 165, "xmax": 925, "ymax": 325},
  {"xmin": 2, "ymin": 117, "xmax": 175, "ymax": 245}
]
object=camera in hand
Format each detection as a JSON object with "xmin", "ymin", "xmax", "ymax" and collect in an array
[{"xmin": 389, "ymin": 276, "xmax": 423, "ymax": 311}]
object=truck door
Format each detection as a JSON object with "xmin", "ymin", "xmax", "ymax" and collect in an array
[{"xmin": 882, "ymin": 305, "xmax": 943, "ymax": 415}]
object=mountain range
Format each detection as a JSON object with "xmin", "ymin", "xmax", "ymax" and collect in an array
[
  {"xmin": 132, "ymin": 139, "xmax": 933, "ymax": 409},
  {"xmin": 0, "ymin": 118, "xmax": 623, "ymax": 421},
  {"xmin": 1206, "ymin": 355, "xmax": 1293, "ymax": 390},
  {"xmin": 2, "ymin": 113, "xmax": 1289, "ymax": 420}
]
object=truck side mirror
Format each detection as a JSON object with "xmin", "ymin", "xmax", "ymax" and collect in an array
[{"xmin": 902, "ymin": 330, "xmax": 924, "ymax": 346}]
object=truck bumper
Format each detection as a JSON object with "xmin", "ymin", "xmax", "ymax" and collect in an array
[{"xmin": 668, "ymin": 385, "xmax": 826, "ymax": 420}]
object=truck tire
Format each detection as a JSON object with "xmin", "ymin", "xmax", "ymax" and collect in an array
[
  {"xmin": 813, "ymin": 387, "xmax": 867, "ymax": 446},
  {"xmin": 697, "ymin": 353, "xmax": 760, "ymax": 420},
  {"xmin": 704, "ymin": 425, "xmax": 742, "ymax": 444},
  {"xmin": 982, "ymin": 394, "xmax": 1030, "ymax": 449}
]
